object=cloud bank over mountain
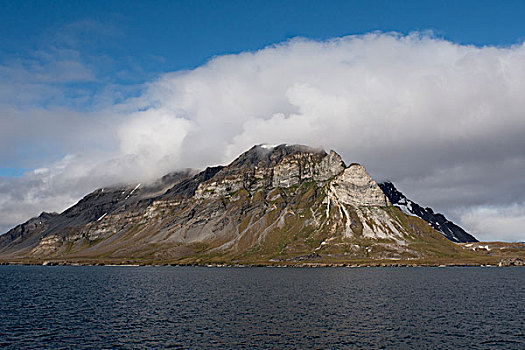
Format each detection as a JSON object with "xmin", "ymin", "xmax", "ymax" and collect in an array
[{"xmin": 1, "ymin": 32, "xmax": 525, "ymax": 240}]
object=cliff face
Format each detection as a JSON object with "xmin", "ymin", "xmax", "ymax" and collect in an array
[{"xmin": 0, "ymin": 145, "xmax": 477, "ymax": 264}]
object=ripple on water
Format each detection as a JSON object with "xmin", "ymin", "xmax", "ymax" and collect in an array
[{"xmin": 0, "ymin": 266, "xmax": 524, "ymax": 349}]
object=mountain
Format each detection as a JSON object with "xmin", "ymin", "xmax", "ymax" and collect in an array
[
  {"xmin": 0, "ymin": 144, "xmax": 506, "ymax": 266},
  {"xmin": 378, "ymin": 182, "xmax": 477, "ymax": 243}
]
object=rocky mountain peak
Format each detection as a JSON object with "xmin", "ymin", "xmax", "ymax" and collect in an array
[
  {"xmin": 227, "ymin": 144, "xmax": 327, "ymax": 169},
  {"xmin": 1, "ymin": 144, "xmax": 483, "ymax": 264},
  {"xmin": 194, "ymin": 144, "xmax": 346, "ymax": 199},
  {"xmin": 329, "ymin": 164, "xmax": 391, "ymax": 207}
]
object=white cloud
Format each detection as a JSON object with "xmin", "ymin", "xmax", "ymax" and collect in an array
[
  {"xmin": 461, "ymin": 204, "xmax": 525, "ymax": 242},
  {"xmin": 1, "ymin": 32, "xmax": 525, "ymax": 241},
  {"xmin": 117, "ymin": 108, "xmax": 192, "ymax": 178}
]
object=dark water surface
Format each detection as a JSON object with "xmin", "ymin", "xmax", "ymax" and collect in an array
[{"xmin": 0, "ymin": 266, "xmax": 524, "ymax": 349}]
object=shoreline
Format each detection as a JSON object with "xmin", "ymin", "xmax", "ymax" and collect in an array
[{"xmin": 1, "ymin": 260, "xmax": 523, "ymax": 268}]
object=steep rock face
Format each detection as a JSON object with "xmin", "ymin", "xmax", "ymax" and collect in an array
[
  {"xmin": 378, "ymin": 182, "xmax": 477, "ymax": 243},
  {"xmin": 195, "ymin": 145, "xmax": 345, "ymax": 199},
  {"xmin": 0, "ymin": 212, "xmax": 58, "ymax": 255},
  {"xmin": 0, "ymin": 144, "xmax": 474, "ymax": 263},
  {"xmin": 0, "ymin": 170, "xmax": 196, "ymax": 256},
  {"xmin": 330, "ymin": 164, "xmax": 390, "ymax": 207}
]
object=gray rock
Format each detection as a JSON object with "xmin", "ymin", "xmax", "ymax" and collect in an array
[
  {"xmin": 0, "ymin": 144, "xmax": 477, "ymax": 262},
  {"xmin": 330, "ymin": 164, "xmax": 390, "ymax": 207}
]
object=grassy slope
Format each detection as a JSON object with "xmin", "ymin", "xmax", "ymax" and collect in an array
[{"xmin": 1, "ymin": 182, "xmax": 523, "ymax": 266}]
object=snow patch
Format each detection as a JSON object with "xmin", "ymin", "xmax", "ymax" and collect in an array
[
  {"xmin": 395, "ymin": 204, "xmax": 417, "ymax": 217},
  {"xmin": 124, "ymin": 183, "xmax": 141, "ymax": 200},
  {"xmin": 97, "ymin": 213, "xmax": 107, "ymax": 222}
]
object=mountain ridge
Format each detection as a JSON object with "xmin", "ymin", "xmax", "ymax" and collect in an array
[
  {"xmin": 378, "ymin": 182, "xmax": 478, "ymax": 243},
  {"xmin": 3, "ymin": 144, "xmax": 521, "ymax": 266}
]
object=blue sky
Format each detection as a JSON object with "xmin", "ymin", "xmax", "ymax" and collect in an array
[
  {"xmin": 2, "ymin": 1, "xmax": 525, "ymax": 74},
  {"xmin": 1, "ymin": 0, "xmax": 525, "ymax": 241},
  {"xmin": 2, "ymin": 0, "xmax": 525, "ymax": 82},
  {"xmin": 2, "ymin": 0, "xmax": 525, "ymax": 175}
]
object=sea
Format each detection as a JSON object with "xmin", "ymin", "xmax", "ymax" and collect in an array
[{"xmin": 0, "ymin": 266, "xmax": 524, "ymax": 349}]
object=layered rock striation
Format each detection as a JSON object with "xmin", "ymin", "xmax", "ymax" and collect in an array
[{"xmin": 0, "ymin": 144, "xmax": 477, "ymax": 264}]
